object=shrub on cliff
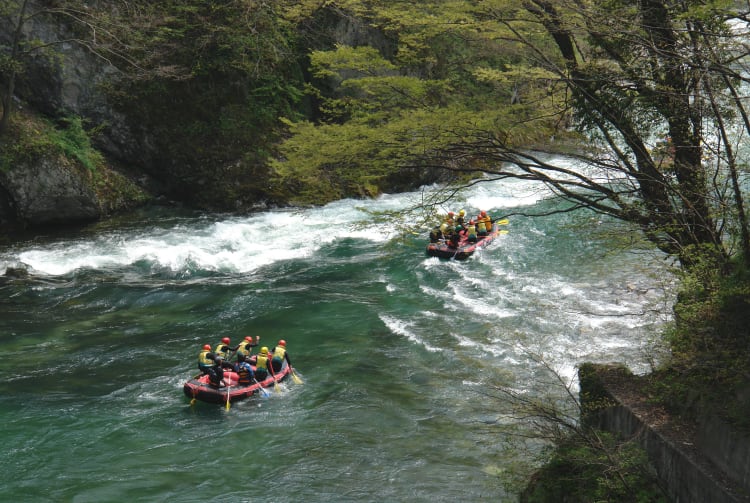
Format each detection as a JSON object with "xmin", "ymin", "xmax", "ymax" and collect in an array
[{"xmin": 0, "ymin": 109, "xmax": 149, "ymax": 228}]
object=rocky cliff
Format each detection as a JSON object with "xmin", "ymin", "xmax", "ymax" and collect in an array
[
  {"xmin": 0, "ymin": 3, "xmax": 448, "ymax": 233},
  {"xmin": 0, "ymin": 4, "xmax": 155, "ymax": 231}
]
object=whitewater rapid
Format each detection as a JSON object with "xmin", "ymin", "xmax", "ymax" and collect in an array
[{"xmin": 1, "ymin": 172, "xmax": 673, "ymax": 384}]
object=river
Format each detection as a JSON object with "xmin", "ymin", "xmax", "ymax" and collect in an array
[{"xmin": 0, "ymin": 172, "xmax": 673, "ymax": 502}]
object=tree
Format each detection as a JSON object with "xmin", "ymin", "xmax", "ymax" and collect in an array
[
  {"xmin": 275, "ymin": 0, "xmax": 750, "ymax": 274},
  {"xmin": 480, "ymin": 0, "xmax": 750, "ymax": 271},
  {"xmin": 1, "ymin": 0, "xmax": 307, "ymax": 209},
  {"xmin": 102, "ymin": 0, "xmax": 305, "ymax": 207},
  {"xmin": 274, "ymin": 1, "xmax": 544, "ymax": 202}
]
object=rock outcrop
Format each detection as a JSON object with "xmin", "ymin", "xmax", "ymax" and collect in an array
[{"xmin": 0, "ymin": 153, "xmax": 100, "ymax": 226}]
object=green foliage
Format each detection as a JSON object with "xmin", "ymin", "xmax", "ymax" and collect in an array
[
  {"xmin": 523, "ymin": 433, "xmax": 667, "ymax": 503},
  {"xmin": 310, "ymin": 45, "xmax": 396, "ymax": 78},
  {"xmin": 119, "ymin": 0, "xmax": 304, "ymax": 129},
  {"xmin": 272, "ymin": 0, "xmax": 567, "ymax": 202},
  {"xmin": 651, "ymin": 252, "xmax": 750, "ymax": 427},
  {"xmin": 308, "ymin": 45, "xmax": 452, "ymax": 120},
  {"xmin": 50, "ymin": 117, "xmax": 104, "ymax": 172},
  {"xmin": 98, "ymin": 0, "xmax": 308, "ymax": 207},
  {"xmin": 1, "ymin": 113, "xmax": 103, "ymax": 172},
  {"xmin": 272, "ymin": 101, "xmax": 544, "ymax": 204}
]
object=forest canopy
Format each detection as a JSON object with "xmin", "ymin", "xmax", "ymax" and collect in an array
[{"xmin": 274, "ymin": 0, "xmax": 750, "ymax": 276}]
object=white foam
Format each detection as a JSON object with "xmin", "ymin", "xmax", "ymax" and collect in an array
[
  {"xmin": 380, "ymin": 314, "xmax": 441, "ymax": 353},
  {"xmin": 5, "ymin": 195, "xmax": 411, "ymax": 276}
]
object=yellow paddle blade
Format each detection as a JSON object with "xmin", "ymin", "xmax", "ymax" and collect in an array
[
  {"xmin": 496, "ymin": 219, "xmax": 509, "ymax": 225},
  {"xmin": 225, "ymin": 400, "xmax": 230, "ymax": 410},
  {"xmin": 499, "ymin": 230, "xmax": 509, "ymax": 235},
  {"xmin": 292, "ymin": 372, "xmax": 303, "ymax": 385},
  {"xmin": 190, "ymin": 398, "xmax": 196, "ymax": 406}
]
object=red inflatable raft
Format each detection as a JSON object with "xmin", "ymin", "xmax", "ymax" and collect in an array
[
  {"xmin": 183, "ymin": 361, "xmax": 291, "ymax": 405},
  {"xmin": 426, "ymin": 223, "xmax": 504, "ymax": 260}
]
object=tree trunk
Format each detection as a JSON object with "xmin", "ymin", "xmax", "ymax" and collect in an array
[{"xmin": 1, "ymin": 0, "xmax": 31, "ymax": 136}]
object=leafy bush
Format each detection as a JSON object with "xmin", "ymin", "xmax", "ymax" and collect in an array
[
  {"xmin": 1, "ymin": 113, "xmax": 102, "ymax": 172},
  {"xmin": 522, "ymin": 433, "xmax": 668, "ymax": 503}
]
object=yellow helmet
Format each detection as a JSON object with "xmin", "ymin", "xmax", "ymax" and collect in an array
[
  {"xmin": 459, "ymin": 209, "xmax": 466, "ymax": 216},
  {"xmin": 260, "ymin": 346, "xmax": 269, "ymax": 355}
]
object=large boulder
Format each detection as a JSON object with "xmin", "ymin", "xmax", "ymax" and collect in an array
[{"xmin": 0, "ymin": 154, "xmax": 100, "ymax": 227}]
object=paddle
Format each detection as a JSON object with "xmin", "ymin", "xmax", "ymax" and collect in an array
[
  {"xmin": 226, "ymin": 349, "xmax": 237, "ymax": 363},
  {"xmin": 290, "ymin": 367, "xmax": 303, "ymax": 385},
  {"xmin": 495, "ymin": 218, "xmax": 509, "ymax": 225},
  {"xmin": 269, "ymin": 364, "xmax": 280, "ymax": 393},
  {"xmin": 452, "ymin": 247, "xmax": 461, "ymax": 260},
  {"xmin": 253, "ymin": 378, "xmax": 270, "ymax": 398},
  {"xmin": 225, "ymin": 378, "xmax": 231, "ymax": 410}
]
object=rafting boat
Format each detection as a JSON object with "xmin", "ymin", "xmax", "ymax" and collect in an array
[
  {"xmin": 183, "ymin": 360, "xmax": 291, "ymax": 405},
  {"xmin": 426, "ymin": 223, "xmax": 505, "ymax": 260}
]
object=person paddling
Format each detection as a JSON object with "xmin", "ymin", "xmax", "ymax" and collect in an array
[
  {"xmin": 476, "ymin": 211, "xmax": 489, "ymax": 237},
  {"xmin": 234, "ymin": 354, "xmax": 256, "ymax": 386},
  {"xmin": 270, "ymin": 340, "xmax": 292, "ymax": 373},
  {"xmin": 477, "ymin": 210, "xmax": 492, "ymax": 235},
  {"xmin": 236, "ymin": 335, "xmax": 259, "ymax": 362},
  {"xmin": 254, "ymin": 347, "xmax": 273, "ymax": 381},
  {"xmin": 466, "ymin": 220, "xmax": 478, "ymax": 243},
  {"xmin": 197, "ymin": 344, "xmax": 214, "ymax": 375},
  {"xmin": 214, "ymin": 337, "xmax": 235, "ymax": 360},
  {"xmin": 206, "ymin": 354, "xmax": 232, "ymax": 388}
]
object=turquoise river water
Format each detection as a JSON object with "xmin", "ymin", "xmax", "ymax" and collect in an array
[{"xmin": 0, "ymin": 169, "xmax": 674, "ymax": 502}]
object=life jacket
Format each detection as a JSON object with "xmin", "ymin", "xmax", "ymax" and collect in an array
[
  {"xmin": 273, "ymin": 346, "xmax": 286, "ymax": 361},
  {"xmin": 467, "ymin": 223, "xmax": 477, "ymax": 239},
  {"xmin": 477, "ymin": 220, "xmax": 487, "ymax": 234},
  {"xmin": 237, "ymin": 340, "xmax": 254, "ymax": 357},
  {"xmin": 255, "ymin": 353, "xmax": 270, "ymax": 372},
  {"xmin": 237, "ymin": 362, "xmax": 254, "ymax": 384},
  {"xmin": 198, "ymin": 350, "xmax": 214, "ymax": 366},
  {"xmin": 481, "ymin": 216, "xmax": 492, "ymax": 231},
  {"xmin": 214, "ymin": 343, "xmax": 230, "ymax": 359}
]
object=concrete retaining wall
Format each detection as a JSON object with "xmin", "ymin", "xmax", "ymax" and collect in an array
[
  {"xmin": 579, "ymin": 364, "xmax": 750, "ymax": 503},
  {"xmin": 697, "ymin": 414, "xmax": 750, "ymax": 497}
]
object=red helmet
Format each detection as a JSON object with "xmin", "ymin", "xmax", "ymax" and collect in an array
[
  {"xmin": 480, "ymin": 210, "xmax": 487, "ymax": 216},
  {"xmin": 203, "ymin": 344, "xmax": 211, "ymax": 350},
  {"xmin": 448, "ymin": 211, "xmax": 454, "ymax": 216},
  {"xmin": 278, "ymin": 340, "xmax": 286, "ymax": 347},
  {"xmin": 245, "ymin": 336, "xmax": 253, "ymax": 342},
  {"xmin": 221, "ymin": 337, "xmax": 230, "ymax": 344}
]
